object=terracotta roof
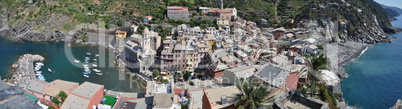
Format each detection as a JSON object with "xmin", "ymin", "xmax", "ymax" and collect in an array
[
  {"xmin": 210, "ymin": 9, "xmax": 232, "ymax": 13},
  {"xmin": 285, "ymin": 72, "xmax": 299, "ymax": 90},
  {"xmin": 173, "ymin": 89, "xmax": 185, "ymax": 95},
  {"xmin": 167, "ymin": 6, "xmax": 189, "ymax": 12},
  {"xmin": 115, "ymin": 30, "xmax": 126, "ymax": 34}
]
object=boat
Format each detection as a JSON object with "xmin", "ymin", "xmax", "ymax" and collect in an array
[
  {"xmin": 35, "ymin": 62, "xmax": 44, "ymax": 66},
  {"xmin": 84, "ymin": 69, "xmax": 91, "ymax": 73},
  {"xmin": 93, "ymin": 59, "xmax": 98, "ymax": 61},
  {"xmin": 83, "ymin": 75, "xmax": 89, "ymax": 78},
  {"xmin": 34, "ymin": 66, "xmax": 41, "ymax": 71},
  {"xmin": 35, "ymin": 71, "xmax": 42, "ymax": 74},
  {"xmin": 37, "ymin": 75, "xmax": 46, "ymax": 81},
  {"xmin": 48, "ymin": 68, "xmax": 52, "ymax": 72},
  {"xmin": 83, "ymin": 72, "xmax": 90, "ymax": 75},
  {"xmin": 35, "ymin": 74, "xmax": 42, "ymax": 76},
  {"xmin": 96, "ymin": 73, "xmax": 102, "ymax": 75},
  {"xmin": 93, "ymin": 69, "xmax": 101, "ymax": 73},
  {"xmin": 86, "ymin": 52, "xmax": 91, "ymax": 55},
  {"xmin": 74, "ymin": 59, "xmax": 80, "ymax": 63},
  {"xmin": 92, "ymin": 64, "xmax": 98, "ymax": 67},
  {"xmin": 95, "ymin": 54, "xmax": 99, "ymax": 58}
]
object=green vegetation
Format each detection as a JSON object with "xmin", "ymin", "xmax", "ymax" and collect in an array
[
  {"xmin": 0, "ymin": 0, "xmax": 394, "ymax": 37},
  {"xmin": 317, "ymin": 83, "xmax": 337, "ymax": 109},
  {"xmin": 51, "ymin": 91, "xmax": 68, "ymax": 106},
  {"xmin": 152, "ymin": 69, "xmax": 160, "ymax": 78},
  {"xmin": 183, "ymin": 71, "xmax": 192, "ymax": 81},
  {"xmin": 307, "ymin": 54, "xmax": 329, "ymax": 71},
  {"xmin": 235, "ymin": 79, "xmax": 273, "ymax": 109}
]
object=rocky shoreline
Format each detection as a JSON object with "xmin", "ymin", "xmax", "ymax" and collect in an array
[
  {"xmin": 323, "ymin": 41, "xmax": 373, "ymax": 109},
  {"xmin": 8, "ymin": 54, "xmax": 45, "ymax": 88}
]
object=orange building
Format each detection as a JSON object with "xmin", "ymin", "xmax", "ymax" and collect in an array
[
  {"xmin": 60, "ymin": 82, "xmax": 104, "ymax": 109},
  {"xmin": 210, "ymin": 9, "xmax": 233, "ymax": 21}
]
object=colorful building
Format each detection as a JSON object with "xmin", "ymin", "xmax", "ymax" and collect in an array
[
  {"xmin": 167, "ymin": 6, "xmax": 189, "ymax": 19},
  {"xmin": 60, "ymin": 82, "xmax": 104, "ymax": 109}
]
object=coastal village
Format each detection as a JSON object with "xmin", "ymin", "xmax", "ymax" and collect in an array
[{"xmin": 5, "ymin": 1, "xmax": 373, "ymax": 109}]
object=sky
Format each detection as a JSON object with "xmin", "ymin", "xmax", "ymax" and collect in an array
[{"xmin": 374, "ymin": 0, "xmax": 402, "ymax": 9}]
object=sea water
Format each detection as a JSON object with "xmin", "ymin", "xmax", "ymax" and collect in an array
[
  {"xmin": 342, "ymin": 16, "xmax": 402, "ymax": 108},
  {"xmin": 0, "ymin": 39, "xmax": 145, "ymax": 92}
]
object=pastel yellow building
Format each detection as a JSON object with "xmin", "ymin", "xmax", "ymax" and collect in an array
[{"xmin": 115, "ymin": 30, "xmax": 127, "ymax": 38}]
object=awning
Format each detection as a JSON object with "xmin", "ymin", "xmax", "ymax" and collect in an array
[{"xmin": 24, "ymin": 92, "xmax": 38, "ymax": 101}]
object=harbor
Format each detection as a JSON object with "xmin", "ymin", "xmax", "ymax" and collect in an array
[{"xmin": 0, "ymin": 38, "xmax": 145, "ymax": 92}]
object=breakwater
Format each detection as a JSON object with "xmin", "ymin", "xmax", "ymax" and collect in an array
[{"xmin": 9, "ymin": 54, "xmax": 45, "ymax": 88}]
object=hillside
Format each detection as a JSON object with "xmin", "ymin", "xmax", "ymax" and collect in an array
[
  {"xmin": 0, "ymin": 0, "xmax": 399, "ymax": 43},
  {"xmin": 381, "ymin": 4, "xmax": 402, "ymax": 17}
]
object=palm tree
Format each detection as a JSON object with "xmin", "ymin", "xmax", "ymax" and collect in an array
[
  {"xmin": 306, "ymin": 53, "xmax": 329, "ymax": 71},
  {"xmin": 234, "ymin": 79, "xmax": 273, "ymax": 109}
]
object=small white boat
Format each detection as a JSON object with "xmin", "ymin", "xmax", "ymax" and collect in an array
[
  {"xmin": 83, "ymin": 75, "xmax": 89, "ymax": 78},
  {"xmin": 35, "ymin": 74, "xmax": 42, "ymax": 76},
  {"xmin": 35, "ymin": 62, "xmax": 44, "ymax": 66},
  {"xmin": 93, "ymin": 59, "xmax": 98, "ymax": 61},
  {"xmin": 83, "ymin": 64, "xmax": 89, "ymax": 67},
  {"xmin": 86, "ymin": 53, "xmax": 91, "ymax": 55},
  {"xmin": 48, "ymin": 68, "xmax": 52, "ymax": 72},
  {"xmin": 34, "ymin": 66, "xmax": 41, "ymax": 71},
  {"xmin": 96, "ymin": 73, "xmax": 102, "ymax": 75},
  {"xmin": 74, "ymin": 59, "xmax": 80, "ymax": 63},
  {"xmin": 93, "ymin": 69, "xmax": 101, "ymax": 73},
  {"xmin": 92, "ymin": 64, "xmax": 98, "ymax": 67},
  {"xmin": 35, "ymin": 71, "xmax": 42, "ymax": 74}
]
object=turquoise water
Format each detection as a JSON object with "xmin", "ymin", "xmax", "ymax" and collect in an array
[
  {"xmin": 0, "ymin": 39, "xmax": 144, "ymax": 92},
  {"xmin": 341, "ymin": 16, "xmax": 402, "ymax": 109}
]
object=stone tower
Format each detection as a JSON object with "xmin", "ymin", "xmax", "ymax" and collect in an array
[
  {"xmin": 142, "ymin": 27, "xmax": 151, "ymax": 54},
  {"xmin": 220, "ymin": 0, "xmax": 224, "ymax": 9}
]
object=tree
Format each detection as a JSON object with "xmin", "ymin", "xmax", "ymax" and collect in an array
[
  {"xmin": 58, "ymin": 91, "xmax": 67, "ymax": 101},
  {"xmin": 152, "ymin": 69, "xmax": 160, "ymax": 78},
  {"xmin": 235, "ymin": 79, "xmax": 274, "ymax": 109},
  {"xmin": 51, "ymin": 97, "xmax": 60, "ymax": 106},
  {"xmin": 183, "ymin": 71, "xmax": 192, "ymax": 81},
  {"xmin": 307, "ymin": 54, "xmax": 329, "ymax": 71},
  {"xmin": 173, "ymin": 72, "xmax": 181, "ymax": 82}
]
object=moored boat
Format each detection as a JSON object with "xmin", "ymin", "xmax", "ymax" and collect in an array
[
  {"xmin": 35, "ymin": 71, "xmax": 42, "ymax": 74},
  {"xmin": 37, "ymin": 75, "xmax": 46, "ymax": 81},
  {"xmin": 83, "ymin": 75, "xmax": 89, "ymax": 78},
  {"xmin": 93, "ymin": 69, "xmax": 101, "ymax": 73},
  {"xmin": 96, "ymin": 73, "xmax": 102, "ymax": 75},
  {"xmin": 74, "ymin": 59, "xmax": 80, "ymax": 63},
  {"xmin": 83, "ymin": 72, "xmax": 90, "ymax": 75}
]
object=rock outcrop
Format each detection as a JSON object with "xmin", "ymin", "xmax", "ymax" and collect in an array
[{"xmin": 0, "ymin": 82, "xmax": 41, "ymax": 109}]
